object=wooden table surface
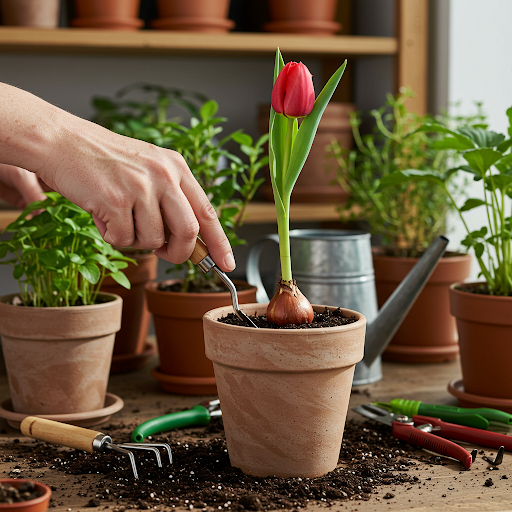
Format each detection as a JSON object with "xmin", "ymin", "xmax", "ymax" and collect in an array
[{"xmin": 1, "ymin": 344, "xmax": 511, "ymax": 512}]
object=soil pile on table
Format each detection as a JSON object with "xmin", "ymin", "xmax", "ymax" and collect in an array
[
  {"xmin": 0, "ymin": 418, "xmax": 445, "ymax": 510},
  {"xmin": 219, "ymin": 307, "xmax": 358, "ymax": 329}
]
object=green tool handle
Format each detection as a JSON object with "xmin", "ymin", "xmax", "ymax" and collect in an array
[
  {"xmin": 419, "ymin": 403, "xmax": 512, "ymax": 427},
  {"xmin": 417, "ymin": 404, "xmax": 489, "ymax": 429},
  {"xmin": 131, "ymin": 405, "xmax": 211, "ymax": 443}
]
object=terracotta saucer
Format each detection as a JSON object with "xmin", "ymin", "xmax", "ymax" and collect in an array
[
  {"xmin": 110, "ymin": 342, "xmax": 157, "ymax": 374},
  {"xmin": 71, "ymin": 16, "xmax": 144, "ymax": 30},
  {"xmin": 0, "ymin": 392, "xmax": 124, "ymax": 430},
  {"xmin": 151, "ymin": 16, "xmax": 235, "ymax": 33},
  {"xmin": 151, "ymin": 366, "xmax": 217, "ymax": 395},
  {"xmin": 263, "ymin": 19, "xmax": 341, "ymax": 35},
  {"xmin": 382, "ymin": 343, "xmax": 459, "ymax": 364},
  {"xmin": 448, "ymin": 378, "xmax": 512, "ymax": 414}
]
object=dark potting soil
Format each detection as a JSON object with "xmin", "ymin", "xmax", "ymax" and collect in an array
[
  {"xmin": 0, "ymin": 418, "xmax": 451, "ymax": 510},
  {"xmin": 0, "ymin": 481, "xmax": 43, "ymax": 503},
  {"xmin": 218, "ymin": 307, "xmax": 358, "ymax": 329}
]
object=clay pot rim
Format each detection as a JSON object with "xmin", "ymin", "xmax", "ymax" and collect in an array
[
  {"xmin": 0, "ymin": 479, "xmax": 52, "ymax": 510},
  {"xmin": 450, "ymin": 281, "xmax": 512, "ymax": 302},
  {"xmin": 204, "ymin": 303, "xmax": 366, "ymax": 334},
  {"xmin": 145, "ymin": 279, "xmax": 256, "ymax": 297},
  {"xmin": 372, "ymin": 249, "xmax": 471, "ymax": 263},
  {"xmin": 0, "ymin": 292, "xmax": 122, "ymax": 310}
]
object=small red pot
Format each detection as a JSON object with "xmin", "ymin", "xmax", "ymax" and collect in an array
[{"xmin": 0, "ymin": 479, "xmax": 52, "ymax": 512}]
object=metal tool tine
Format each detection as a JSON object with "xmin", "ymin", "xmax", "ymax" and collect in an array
[
  {"xmin": 121, "ymin": 442, "xmax": 173, "ymax": 465},
  {"xmin": 483, "ymin": 445, "xmax": 504, "ymax": 466},
  {"xmin": 215, "ymin": 268, "xmax": 258, "ymax": 328},
  {"xmin": 106, "ymin": 444, "xmax": 139, "ymax": 479},
  {"xmin": 352, "ymin": 404, "xmax": 394, "ymax": 426},
  {"xmin": 119, "ymin": 444, "xmax": 162, "ymax": 467}
]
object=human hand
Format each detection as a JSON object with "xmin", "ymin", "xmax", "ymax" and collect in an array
[{"xmin": 0, "ymin": 164, "xmax": 47, "ymax": 209}]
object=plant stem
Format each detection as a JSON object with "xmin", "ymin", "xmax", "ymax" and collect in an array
[{"xmin": 277, "ymin": 204, "xmax": 292, "ymax": 281}]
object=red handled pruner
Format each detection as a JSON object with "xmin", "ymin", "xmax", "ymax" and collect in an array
[{"xmin": 353, "ymin": 404, "xmax": 477, "ymax": 469}]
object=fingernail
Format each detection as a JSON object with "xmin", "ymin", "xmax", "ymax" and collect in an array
[{"xmin": 225, "ymin": 252, "xmax": 236, "ymax": 271}]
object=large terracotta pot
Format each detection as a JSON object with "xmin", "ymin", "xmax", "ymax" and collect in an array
[
  {"xmin": 374, "ymin": 252, "xmax": 472, "ymax": 363},
  {"xmin": 448, "ymin": 283, "xmax": 512, "ymax": 408},
  {"xmin": 71, "ymin": 0, "xmax": 143, "ymax": 30},
  {"xmin": 0, "ymin": 293, "xmax": 122, "ymax": 415},
  {"xmin": 100, "ymin": 252, "xmax": 158, "ymax": 373},
  {"xmin": 258, "ymin": 102, "xmax": 354, "ymax": 203},
  {"xmin": 204, "ymin": 303, "xmax": 366, "ymax": 478},
  {"xmin": 0, "ymin": 0, "xmax": 60, "ymax": 27},
  {"xmin": 145, "ymin": 279, "xmax": 257, "ymax": 395},
  {"xmin": 264, "ymin": 0, "xmax": 341, "ymax": 35},
  {"xmin": 151, "ymin": 0, "xmax": 234, "ymax": 33}
]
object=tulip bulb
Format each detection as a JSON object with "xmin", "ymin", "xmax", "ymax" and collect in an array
[{"xmin": 266, "ymin": 279, "xmax": 314, "ymax": 326}]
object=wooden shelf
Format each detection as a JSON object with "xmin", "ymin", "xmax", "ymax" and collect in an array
[
  {"xmin": 0, "ymin": 27, "xmax": 397, "ymax": 57},
  {"xmin": 0, "ymin": 202, "xmax": 342, "ymax": 232}
]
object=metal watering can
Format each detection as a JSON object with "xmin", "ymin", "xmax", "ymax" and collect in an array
[{"xmin": 246, "ymin": 229, "xmax": 448, "ymax": 385}]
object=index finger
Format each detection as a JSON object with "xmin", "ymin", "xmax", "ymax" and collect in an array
[{"xmin": 180, "ymin": 174, "xmax": 236, "ymax": 273}]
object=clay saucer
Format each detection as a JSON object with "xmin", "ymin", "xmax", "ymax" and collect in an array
[
  {"xmin": 151, "ymin": 16, "xmax": 235, "ymax": 33},
  {"xmin": 110, "ymin": 342, "xmax": 157, "ymax": 374},
  {"xmin": 151, "ymin": 366, "xmax": 217, "ymax": 395},
  {"xmin": 448, "ymin": 378, "xmax": 512, "ymax": 414},
  {"xmin": 382, "ymin": 343, "xmax": 459, "ymax": 364},
  {"xmin": 0, "ymin": 392, "xmax": 124, "ymax": 430},
  {"xmin": 71, "ymin": 16, "xmax": 144, "ymax": 30},
  {"xmin": 263, "ymin": 19, "xmax": 341, "ymax": 36}
]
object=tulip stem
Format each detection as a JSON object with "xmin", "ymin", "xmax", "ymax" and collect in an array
[{"xmin": 282, "ymin": 117, "xmax": 294, "ymax": 190}]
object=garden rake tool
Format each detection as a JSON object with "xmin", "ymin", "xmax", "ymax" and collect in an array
[
  {"xmin": 161, "ymin": 210, "xmax": 257, "ymax": 328},
  {"xmin": 20, "ymin": 416, "xmax": 172, "ymax": 479}
]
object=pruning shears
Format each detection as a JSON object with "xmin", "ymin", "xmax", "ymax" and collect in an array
[
  {"xmin": 131, "ymin": 399, "xmax": 222, "ymax": 443},
  {"xmin": 374, "ymin": 399, "xmax": 512, "ymax": 430}
]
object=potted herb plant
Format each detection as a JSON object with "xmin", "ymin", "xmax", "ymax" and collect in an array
[
  {"xmin": 91, "ymin": 84, "xmax": 210, "ymax": 374},
  {"xmin": 378, "ymin": 108, "xmax": 512, "ymax": 409},
  {"xmin": 203, "ymin": 49, "xmax": 366, "ymax": 479},
  {"xmin": 330, "ymin": 90, "xmax": 479, "ymax": 363},
  {"xmin": 0, "ymin": 193, "xmax": 132, "ymax": 423}
]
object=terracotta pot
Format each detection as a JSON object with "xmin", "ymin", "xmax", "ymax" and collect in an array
[
  {"xmin": 449, "ymin": 283, "xmax": 512, "ymax": 402},
  {"xmin": 204, "ymin": 303, "xmax": 366, "ymax": 478},
  {"xmin": 145, "ymin": 279, "xmax": 257, "ymax": 395},
  {"xmin": 0, "ymin": 0, "xmax": 60, "ymax": 27},
  {"xmin": 374, "ymin": 252, "xmax": 472, "ymax": 363},
  {"xmin": 0, "ymin": 293, "xmax": 122, "ymax": 415},
  {"xmin": 100, "ymin": 252, "xmax": 158, "ymax": 372},
  {"xmin": 264, "ymin": 0, "xmax": 341, "ymax": 35},
  {"xmin": 71, "ymin": 0, "xmax": 143, "ymax": 30},
  {"xmin": 151, "ymin": 0, "xmax": 234, "ymax": 33},
  {"xmin": 258, "ymin": 102, "xmax": 354, "ymax": 203},
  {"xmin": 0, "ymin": 479, "xmax": 52, "ymax": 512}
]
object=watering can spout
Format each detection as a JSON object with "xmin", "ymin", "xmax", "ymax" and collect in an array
[{"xmin": 363, "ymin": 235, "xmax": 449, "ymax": 367}]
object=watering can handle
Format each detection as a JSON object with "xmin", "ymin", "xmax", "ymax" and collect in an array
[{"xmin": 246, "ymin": 233, "xmax": 279, "ymax": 303}]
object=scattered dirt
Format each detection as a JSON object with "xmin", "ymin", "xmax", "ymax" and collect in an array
[
  {"xmin": 219, "ymin": 307, "xmax": 358, "ymax": 329},
  {"xmin": 0, "ymin": 418, "xmax": 452, "ymax": 510}
]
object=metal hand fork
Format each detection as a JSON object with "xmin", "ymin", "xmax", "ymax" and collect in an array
[{"xmin": 20, "ymin": 416, "xmax": 172, "ymax": 479}]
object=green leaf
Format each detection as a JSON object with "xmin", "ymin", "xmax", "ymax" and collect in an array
[
  {"xmin": 79, "ymin": 263, "xmax": 101, "ymax": 284},
  {"xmin": 13, "ymin": 265, "xmax": 24, "ymax": 280},
  {"xmin": 231, "ymin": 132, "xmax": 253, "ymax": 146},
  {"xmin": 460, "ymin": 198, "xmax": 486, "ymax": 211},
  {"xmin": 474, "ymin": 242, "xmax": 485, "ymax": 258},
  {"xmin": 53, "ymin": 278, "xmax": 71, "ymax": 291},
  {"xmin": 463, "ymin": 148, "xmax": 503, "ymax": 174},
  {"xmin": 411, "ymin": 124, "xmax": 475, "ymax": 150},
  {"xmin": 284, "ymin": 60, "xmax": 347, "ymax": 195},
  {"xmin": 109, "ymin": 271, "xmax": 131, "ymax": 289},
  {"xmin": 377, "ymin": 169, "xmax": 445, "ymax": 190},
  {"xmin": 31, "ymin": 222, "xmax": 56, "ymax": 239},
  {"xmin": 200, "ymin": 100, "xmax": 218, "ymax": 121},
  {"xmin": 458, "ymin": 127, "xmax": 505, "ymax": 148}
]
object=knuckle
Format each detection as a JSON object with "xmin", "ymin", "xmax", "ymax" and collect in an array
[
  {"xmin": 197, "ymin": 200, "xmax": 219, "ymax": 223},
  {"xmin": 179, "ymin": 219, "xmax": 200, "ymax": 241}
]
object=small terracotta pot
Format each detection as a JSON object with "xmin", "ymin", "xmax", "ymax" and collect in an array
[
  {"xmin": 450, "ymin": 283, "xmax": 512, "ymax": 400},
  {"xmin": 145, "ymin": 280, "xmax": 257, "ymax": 395},
  {"xmin": 258, "ymin": 102, "xmax": 354, "ymax": 203},
  {"xmin": 0, "ymin": 0, "xmax": 60, "ymax": 27},
  {"xmin": 203, "ymin": 303, "xmax": 366, "ymax": 478},
  {"xmin": 374, "ymin": 252, "xmax": 472, "ymax": 363},
  {"xmin": 151, "ymin": 0, "xmax": 234, "ymax": 33},
  {"xmin": 265, "ymin": 0, "xmax": 341, "ymax": 35},
  {"xmin": 71, "ymin": 0, "xmax": 143, "ymax": 30},
  {"xmin": 0, "ymin": 293, "xmax": 122, "ymax": 415},
  {"xmin": 100, "ymin": 252, "xmax": 158, "ymax": 372},
  {"xmin": 0, "ymin": 479, "xmax": 52, "ymax": 512}
]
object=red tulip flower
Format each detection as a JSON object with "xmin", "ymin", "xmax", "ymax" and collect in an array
[{"xmin": 271, "ymin": 62, "xmax": 315, "ymax": 118}]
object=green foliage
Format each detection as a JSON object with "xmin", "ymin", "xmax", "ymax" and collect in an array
[
  {"xmin": 329, "ymin": 89, "xmax": 485, "ymax": 258},
  {"xmin": 93, "ymin": 84, "xmax": 268, "ymax": 291},
  {"xmin": 0, "ymin": 193, "xmax": 135, "ymax": 307},
  {"xmin": 378, "ymin": 106, "xmax": 512, "ymax": 296}
]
